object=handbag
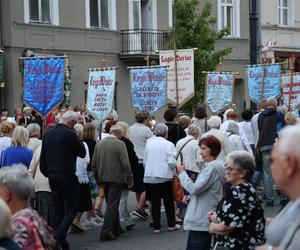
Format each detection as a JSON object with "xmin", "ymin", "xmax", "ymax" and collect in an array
[
  {"xmin": 172, "ymin": 175, "xmax": 184, "ymax": 202},
  {"xmin": 172, "ymin": 138, "xmax": 194, "ymax": 202}
]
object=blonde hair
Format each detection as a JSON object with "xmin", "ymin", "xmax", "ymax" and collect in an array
[
  {"xmin": 0, "ymin": 198, "xmax": 13, "ymax": 239},
  {"xmin": 116, "ymin": 121, "xmax": 129, "ymax": 137},
  {"xmin": 284, "ymin": 111, "xmax": 297, "ymax": 125},
  {"xmin": 0, "ymin": 122, "xmax": 14, "ymax": 136},
  {"xmin": 11, "ymin": 126, "xmax": 29, "ymax": 147},
  {"xmin": 178, "ymin": 115, "xmax": 191, "ymax": 129}
]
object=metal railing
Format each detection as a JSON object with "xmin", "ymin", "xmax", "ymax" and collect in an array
[{"xmin": 121, "ymin": 29, "xmax": 171, "ymax": 54}]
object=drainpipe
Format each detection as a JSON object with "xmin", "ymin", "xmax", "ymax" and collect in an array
[{"xmin": 250, "ymin": 0, "xmax": 258, "ymax": 65}]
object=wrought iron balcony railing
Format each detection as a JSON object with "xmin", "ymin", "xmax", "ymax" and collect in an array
[{"xmin": 121, "ymin": 29, "xmax": 171, "ymax": 55}]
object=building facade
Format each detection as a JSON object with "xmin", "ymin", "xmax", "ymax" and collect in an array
[
  {"xmin": 0, "ymin": 0, "xmax": 250, "ymax": 122},
  {"xmin": 260, "ymin": 0, "xmax": 300, "ymax": 72}
]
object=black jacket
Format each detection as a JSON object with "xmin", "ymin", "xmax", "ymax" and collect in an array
[
  {"xmin": 257, "ymin": 108, "xmax": 285, "ymax": 151},
  {"xmin": 165, "ymin": 123, "xmax": 186, "ymax": 145},
  {"xmin": 121, "ymin": 137, "xmax": 139, "ymax": 172},
  {"xmin": 40, "ymin": 124, "xmax": 86, "ymax": 178}
]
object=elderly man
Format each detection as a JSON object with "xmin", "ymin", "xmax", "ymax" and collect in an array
[
  {"xmin": 257, "ymin": 125, "xmax": 300, "ymax": 250},
  {"xmin": 257, "ymin": 97, "xmax": 285, "ymax": 206},
  {"xmin": 40, "ymin": 111, "xmax": 86, "ymax": 250},
  {"xmin": 92, "ymin": 125, "xmax": 133, "ymax": 241}
]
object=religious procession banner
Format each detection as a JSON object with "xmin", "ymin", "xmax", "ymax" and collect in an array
[
  {"xmin": 130, "ymin": 66, "xmax": 167, "ymax": 115},
  {"xmin": 86, "ymin": 68, "xmax": 116, "ymax": 122},
  {"xmin": 159, "ymin": 48, "xmax": 194, "ymax": 107},
  {"xmin": 23, "ymin": 56, "xmax": 65, "ymax": 118},
  {"xmin": 205, "ymin": 72, "xmax": 235, "ymax": 113},
  {"xmin": 282, "ymin": 73, "xmax": 300, "ymax": 111},
  {"xmin": 247, "ymin": 64, "xmax": 281, "ymax": 104}
]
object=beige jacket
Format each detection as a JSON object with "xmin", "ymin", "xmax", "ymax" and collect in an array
[{"xmin": 28, "ymin": 145, "xmax": 51, "ymax": 192}]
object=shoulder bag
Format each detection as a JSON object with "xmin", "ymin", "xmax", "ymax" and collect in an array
[{"xmin": 172, "ymin": 138, "xmax": 194, "ymax": 202}]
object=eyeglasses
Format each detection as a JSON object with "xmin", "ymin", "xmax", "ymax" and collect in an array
[{"xmin": 225, "ymin": 167, "xmax": 236, "ymax": 173}]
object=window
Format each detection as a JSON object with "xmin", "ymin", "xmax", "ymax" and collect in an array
[
  {"xmin": 278, "ymin": 0, "xmax": 289, "ymax": 25},
  {"xmin": 24, "ymin": 0, "xmax": 59, "ymax": 25},
  {"xmin": 218, "ymin": 0, "xmax": 240, "ymax": 37},
  {"xmin": 29, "ymin": 0, "xmax": 50, "ymax": 23},
  {"xmin": 87, "ymin": 0, "xmax": 116, "ymax": 29},
  {"xmin": 168, "ymin": 0, "xmax": 174, "ymax": 28}
]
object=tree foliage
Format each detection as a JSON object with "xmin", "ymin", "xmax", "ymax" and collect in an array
[{"xmin": 166, "ymin": 0, "xmax": 232, "ymax": 111}]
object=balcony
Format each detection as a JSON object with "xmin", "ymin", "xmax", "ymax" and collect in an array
[{"xmin": 120, "ymin": 29, "xmax": 171, "ymax": 60}]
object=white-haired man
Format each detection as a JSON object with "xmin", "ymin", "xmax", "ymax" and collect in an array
[
  {"xmin": 257, "ymin": 125, "xmax": 300, "ymax": 249},
  {"xmin": 92, "ymin": 125, "xmax": 133, "ymax": 241},
  {"xmin": 201, "ymin": 115, "xmax": 232, "ymax": 162},
  {"xmin": 40, "ymin": 111, "xmax": 86, "ymax": 250}
]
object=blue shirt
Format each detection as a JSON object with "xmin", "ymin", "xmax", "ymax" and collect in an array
[{"xmin": 0, "ymin": 146, "xmax": 33, "ymax": 168}]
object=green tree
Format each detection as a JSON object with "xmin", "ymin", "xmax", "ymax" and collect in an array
[{"xmin": 166, "ymin": 0, "xmax": 232, "ymax": 111}]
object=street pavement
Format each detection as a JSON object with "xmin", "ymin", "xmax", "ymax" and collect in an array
[{"xmin": 68, "ymin": 192, "xmax": 282, "ymax": 250}]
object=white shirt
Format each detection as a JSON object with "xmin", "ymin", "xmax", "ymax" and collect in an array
[
  {"xmin": 128, "ymin": 123, "xmax": 153, "ymax": 160},
  {"xmin": 201, "ymin": 128, "xmax": 233, "ymax": 162},
  {"xmin": 0, "ymin": 136, "xmax": 11, "ymax": 155},
  {"xmin": 75, "ymin": 142, "xmax": 90, "ymax": 184},
  {"xmin": 143, "ymin": 136, "xmax": 177, "ymax": 181},
  {"xmin": 227, "ymin": 133, "xmax": 246, "ymax": 152},
  {"xmin": 251, "ymin": 112, "xmax": 261, "ymax": 146},
  {"xmin": 176, "ymin": 135, "xmax": 203, "ymax": 173}
]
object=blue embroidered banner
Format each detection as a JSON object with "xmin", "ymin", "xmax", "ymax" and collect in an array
[
  {"xmin": 206, "ymin": 73, "xmax": 234, "ymax": 113},
  {"xmin": 86, "ymin": 69, "xmax": 116, "ymax": 122},
  {"xmin": 23, "ymin": 57, "xmax": 65, "ymax": 118},
  {"xmin": 247, "ymin": 64, "xmax": 281, "ymax": 104},
  {"xmin": 130, "ymin": 67, "xmax": 167, "ymax": 115}
]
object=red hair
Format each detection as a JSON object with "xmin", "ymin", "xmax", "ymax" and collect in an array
[{"xmin": 199, "ymin": 136, "xmax": 221, "ymax": 158}]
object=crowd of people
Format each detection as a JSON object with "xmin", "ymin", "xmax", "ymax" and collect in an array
[{"xmin": 0, "ymin": 99, "xmax": 299, "ymax": 250}]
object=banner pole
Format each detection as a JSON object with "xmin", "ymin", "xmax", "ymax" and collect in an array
[
  {"xmin": 218, "ymin": 57, "xmax": 222, "ymax": 73},
  {"xmin": 173, "ymin": 41, "xmax": 179, "ymax": 114},
  {"xmin": 288, "ymin": 54, "xmax": 296, "ymax": 111},
  {"xmin": 261, "ymin": 54, "xmax": 267, "ymax": 102}
]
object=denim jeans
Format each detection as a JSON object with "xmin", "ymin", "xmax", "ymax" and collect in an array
[
  {"xmin": 186, "ymin": 231, "xmax": 211, "ymax": 250},
  {"xmin": 253, "ymin": 170, "xmax": 263, "ymax": 189},
  {"xmin": 262, "ymin": 150, "xmax": 274, "ymax": 201},
  {"xmin": 49, "ymin": 175, "xmax": 80, "ymax": 246}
]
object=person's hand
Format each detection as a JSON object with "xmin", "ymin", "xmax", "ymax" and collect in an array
[
  {"xmin": 208, "ymin": 223, "xmax": 215, "ymax": 234},
  {"xmin": 208, "ymin": 211, "xmax": 217, "ymax": 223},
  {"xmin": 266, "ymin": 217, "xmax": 273, "ymax": 227},
  {"xmin": 182, "ymin": 195, "xmax": 190, "ymax": 205},
  {"xmin": 177, "ymin": 164, "xmax": 186, "ymax": 174}
]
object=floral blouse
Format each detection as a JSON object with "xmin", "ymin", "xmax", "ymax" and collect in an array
[{"xmin": 216, "ymin": 182, "xmax": 265, "ymax": 250}]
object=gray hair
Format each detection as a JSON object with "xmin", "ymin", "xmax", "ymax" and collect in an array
[
  {"xmin": 207, "ymin": 116, "xmax": 221, "ymax": 129},
  {"xmin": 74, "ymin": 123, "xmax": 84, "ymax": 137},
  {"xmin": 278, "ymin": 125, "xmax": 300, "ymax": 163},
  {"xmin": 277, "ymin": 105, "xmax": 288, "ymax": 116},
  {"xmin": 266, "ymin": 97, "xmax": 277, "ymax": 109},
  {"xmin": 226, "ymin": 121, "xmax": 240, "ymax": 135},
  {"xmin": 26, "ymin": 123, "xmax": 41, "ymax": 137},
  {"xmin": 109, "ymin": 125, "xmax": 123, "ymax": 134},
  {"xmin": 154, "ymin": 123, "xmax": 168, "ymax": 137},
  {"xmin": 116, "ymin": 121, "xmax": 129, "ymax": 137},
  {"xmin": 11, "ymin": 126, "xmax": 29, "ymax": 147},
  {"xmin": 226, "ymin": 151, "xmax": 255, "ymax": 182},
  {"xmin": 0, "ymin": 165, "xmax": 34, "ymax": 202},
  {"xmin": 187, "ymin": 124, "xmax": 200, "ymax": 137},
  {"xmin": 60, "ymin": 111, "xmax": 78, "ymax": 124},
  {"xmin": 0, "ymin": 198, "xmax": 13, "ymax": 239}
]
